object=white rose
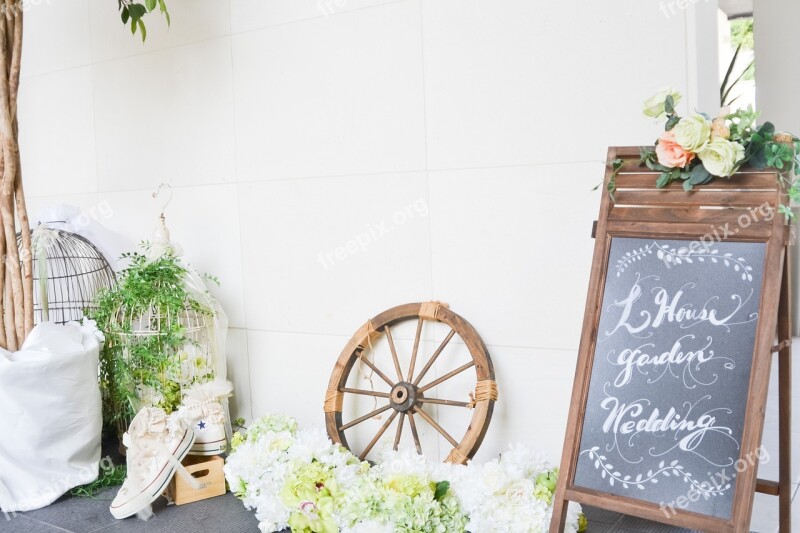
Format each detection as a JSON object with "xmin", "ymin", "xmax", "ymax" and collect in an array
[
  {"xmin": 697, "ymin": 138, "xmax": 745, "ymax": 177},
  {"xmin": 673, "ymin": 114, "xmax": 711, "ymax": 151},
  {"xmin": 481, "ymin": 461, "xmax": 510, "ymax": 493},
  {"xmin": 506, "ymin": 479, "xmax": 536, "ymax": 504},
  {"xmin": 643, "ymin": 88, "xmax": 682, "ymax": 118}
]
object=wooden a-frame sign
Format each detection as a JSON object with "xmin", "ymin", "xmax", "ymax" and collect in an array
[{"xmin": 550, "ymin": 147, "xmax": 793, "ymax": 532}]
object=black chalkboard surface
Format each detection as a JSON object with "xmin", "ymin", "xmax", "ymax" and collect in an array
[{"xmin": 573, "ymin": 237, "xmax": 766, "ymax": 519}]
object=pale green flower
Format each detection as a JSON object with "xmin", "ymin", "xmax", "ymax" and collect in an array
[
  {"xmin": 643, "ymin": 88, "xmax": 682, "ymax": 118},
  {"xmin": 533, "ymin": 483, "xmax": 553, "ymax": 504},
  {"xmin": 698, "ymin": 138, "xmax": 745, "ymax": 177},
  {"xmin": 230, "ymin": 431, "xmax": 245, "ymax": 452},
  {"xmin": 673, "ymin": 114, "xmax": 712, "ymax": 152},
  {"xmin": 578, "ymin": 512, "xmax": 589, "ymax": 533}
]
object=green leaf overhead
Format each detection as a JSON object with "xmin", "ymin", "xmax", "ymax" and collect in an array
[{"xmin": 118, "ymin": 0, "xmax": 169, "ymax": 41}]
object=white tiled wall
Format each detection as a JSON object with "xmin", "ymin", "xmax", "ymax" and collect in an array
[{"xmin": 18, "ymin": 0, "xmax": 715, "ymax": 465}]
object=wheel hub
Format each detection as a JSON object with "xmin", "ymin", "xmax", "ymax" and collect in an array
[{"xmin": 389, "ymin": 382, "xmax": 418, "ymax": 412}]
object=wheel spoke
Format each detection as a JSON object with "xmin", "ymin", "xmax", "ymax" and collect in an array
[
  {"xmin": 408, "ymin": 412, "xmax": 422, "ymax": 454},
  {"xmin": 384, "ymin": 325, "xmax": 404, "ymax": 382},
  {"xmin": 357, "ymin": 350, "xmax": 395, "ymax": 388},
  {"xmin": 360, "ymin": 410, "xmax": 399, "ymax": 460},
  {"xmin": 339, "ymin": 404, "xmax": 391, "ymax": 431},
  {"xmin": 342, "ymin": 388, "xmax": 390, "ymax": 398},
  {"xmin": 393, "ymin": 412, "xmax": 406, "ymax": 450},
  {"xmin": 414, "ymin": 406, "xmax": 459, "ymax": 448},
  {"xmin": 413, "ymin": 328, "xmax": 456, "ymax": 386},
  {"xmin": 418, "ymin": 361, "xmax": 476, "ymax": 393},
  {"xmin": 417, "ymin": 397, "xmax": 470, "ymax": 408},
  {"xmin": 407, "ymin": 318, "xmax": 424, "ymax": 380}
]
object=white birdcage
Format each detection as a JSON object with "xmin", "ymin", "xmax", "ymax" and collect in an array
[
  {"xmin": 103, "ymin": 186, "xmax": 231, "ymax": 442},
  {"xmin": 107, "ymin": 269, "xmax": 230, "ymax": 442},
  {"xmin": 116, "ymin": 303, "xmax": 214, "ymax": 387}
]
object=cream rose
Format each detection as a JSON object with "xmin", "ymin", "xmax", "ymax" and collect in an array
[
  {"xmin": 506, "ymin": 479, "xmax": 536, "ymax": 504},
  {"xmin": 643, "ymin": 88, "xmax": 682, "ymax": 118},
  {"xmin": 697, "ymin": 138, "xmax": 745, "ymax": 177},
  {"xmin": 673, "ymin": 114, "xmax": 712, "ymax": 151},
  {"xmin": 480, "ymin": 461, "xmax": 509, "ymax": 494}
]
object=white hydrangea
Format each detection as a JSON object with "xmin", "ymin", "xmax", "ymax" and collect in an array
[{"xmin": 225, "ymin": 415, "xmax": 582, "ymax": 533}]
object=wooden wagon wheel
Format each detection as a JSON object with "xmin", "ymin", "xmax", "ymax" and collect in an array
[{"xmin": 324, "ymin": 302, "xmax": 497, "ymax": 464}]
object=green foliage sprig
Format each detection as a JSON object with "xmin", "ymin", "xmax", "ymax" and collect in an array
[
  {"xmin": 118, "ymin": 0, "xmax": 169, "ymax": 42},
  {"xmin": 91, "ymin": 247, "xmax": 213, "ymax": 431},
  {"xmin": 720, "ymin": 44, "xmax": 754, "ymax": 108},
  {"xmin": 70, "ymin": 464, "xmax": 127, "ymax": 498}
]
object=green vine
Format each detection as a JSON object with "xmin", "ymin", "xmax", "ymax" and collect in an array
[{"xmin": 593, "ymin": 158, "xmax": 624, "ymax": 201}]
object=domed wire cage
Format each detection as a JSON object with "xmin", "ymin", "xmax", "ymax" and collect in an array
[{"xmin": 18, "ymin": 226, "xmax": 116, "ymax": 325}]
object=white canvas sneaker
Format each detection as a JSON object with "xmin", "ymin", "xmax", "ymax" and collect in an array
[
  {"xmin": 178, "ymin": 380, "xmax": 233, "ymax": 456},
  {"xmin": 110, "ymin": 407, "xmax": 196, "ymax": 519}
]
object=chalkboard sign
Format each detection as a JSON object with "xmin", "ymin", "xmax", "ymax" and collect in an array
[
  {"xmin": 549, "ymin": 147, "xmax": 790, "ymax": 533},
  {"xmin": 573, "ymin": 237, "xmax": 766, "ymax": 519}
]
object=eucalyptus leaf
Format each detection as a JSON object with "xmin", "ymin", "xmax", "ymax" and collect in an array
[
  {"xmin": 758, "ymin": 121, "xmax": 776, "ymax": 137},
  {"xmin": 689, "ymin": 164, "xmax": 711, "ymax": 185},
  {"xmin": 665, "ymin": 94, "xmax": 675, "ymax": 115},
  {"xmin": 665, "ymin": 115, "xmax": 680, "ymax": 131}
]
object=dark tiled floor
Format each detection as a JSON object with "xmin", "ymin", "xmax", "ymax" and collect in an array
[
  {"xmin": 2, "ymin": 487, "xmax": 733, "ymax": 533},
  {"xmin": 3, "ymin": 487, "xmax": 260, "ymax": 533}
]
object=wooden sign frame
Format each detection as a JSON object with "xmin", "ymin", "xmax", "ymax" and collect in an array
[{"xmin": 550, "ymin": 146, "xmax": 793, "ymax": 532}]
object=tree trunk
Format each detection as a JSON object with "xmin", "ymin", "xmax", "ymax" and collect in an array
[{"xmin": 0, "ymin": 0, "xmax": 31, "ymax": 349}]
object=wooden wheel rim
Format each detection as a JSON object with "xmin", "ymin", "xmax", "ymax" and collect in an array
[{"xmin": 324, "ymin": 302, "xmax": 497, "ymax": 464}]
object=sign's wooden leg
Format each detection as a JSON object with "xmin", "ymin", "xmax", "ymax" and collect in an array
[
  {"xmin": 549, "ymin": 495, "xmax": 567, "ymax": 533},
  {"xmin": 778, "ymin": 250, "xmax": 792, "ymax": 533}
]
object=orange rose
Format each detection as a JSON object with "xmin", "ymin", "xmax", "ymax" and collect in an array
[{"xmin": 656, "ymin": 130, "xmax": 695, "ymax": 168}]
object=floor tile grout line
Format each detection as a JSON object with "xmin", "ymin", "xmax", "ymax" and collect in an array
[
  {"xmin": 15, "ymin": 514, "xmax": 74, "ymax": 533},
  {"xmin": 85, "ymin": 521, "xmax": 118, "ymax": 533}
]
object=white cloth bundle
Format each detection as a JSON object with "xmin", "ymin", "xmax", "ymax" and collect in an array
[{"xmin": 0, "ymin": 321, "xmax": 104, "ymax": 512}]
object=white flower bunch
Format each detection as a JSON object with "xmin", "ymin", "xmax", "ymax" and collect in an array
[
  {"xmin": 439, "ymin": 443, "xmax": 583, "ymax": 533},
  {"xmin": 225, "ymin": 415, "xmax": 584, "ymax": 533},
  {"xmin": 337, "ymin": 448, "xmax": 468, "ymax": 533}
]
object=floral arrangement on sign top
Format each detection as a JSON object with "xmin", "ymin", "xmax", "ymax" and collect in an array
[
  {"xmin": 224, "ymin": 414, "xmax": 588, "ymax": 533},
  {"xmin": 607, "ymin": 89, "xmax": 800, "ymax": 216}
]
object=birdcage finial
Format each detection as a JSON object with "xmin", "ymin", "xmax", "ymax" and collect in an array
[
  {"xmin": 152, "ymin": 183, "xmax": 173, "ymax": 222},
  {"xmin": 149, "ymin": 183, "xmax": 180, "ymax": 260}
]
